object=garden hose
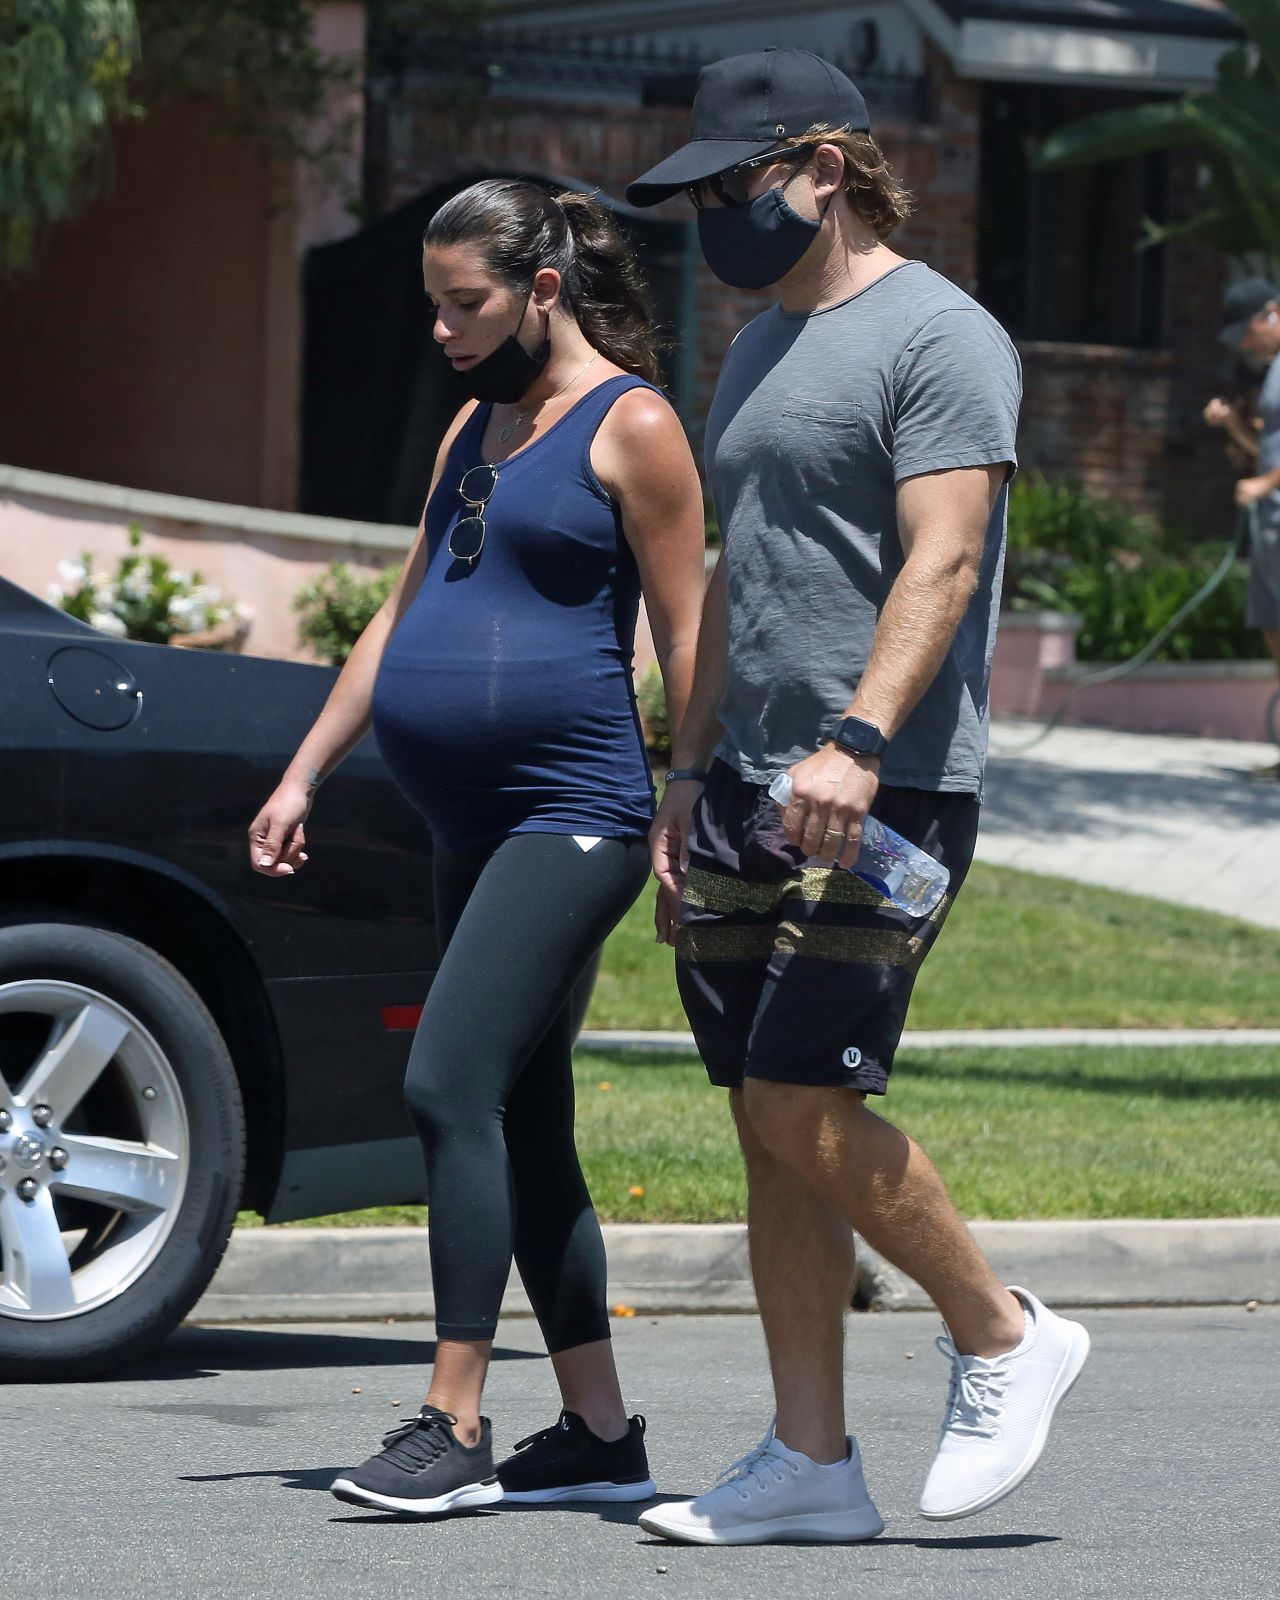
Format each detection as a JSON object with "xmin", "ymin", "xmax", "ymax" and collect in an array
[{"xmin": 989, "ymin": 503, "xmax": 1263, "ymax": 758}]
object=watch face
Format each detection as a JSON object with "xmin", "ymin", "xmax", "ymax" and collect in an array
[{"xmin": 837, "ymin": 718, "xmax": 886, "ymax": 756}]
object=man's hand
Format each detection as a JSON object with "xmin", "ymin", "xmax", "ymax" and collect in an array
[
  {"xmin": 779, "ymin": 746, "xmax": 880, "ymax": 870},
  {"xmin": 1236, "ymin": 474, "xmax": 1276, "ymax": 507},
  {"xmin": 1204, "ymin": 397, "xmax": 1232, "ymax": 428},
  {"xmin": 650, "ymin": 776, "xmax": 703, "ymax": 945}
]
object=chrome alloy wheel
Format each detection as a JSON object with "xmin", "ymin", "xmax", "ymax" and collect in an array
[{"xmin": 0, "ymin": 980, "xmax": 190, "ymax": 1320}]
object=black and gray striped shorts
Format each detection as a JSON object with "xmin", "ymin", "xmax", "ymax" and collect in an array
[{"xmin": 675, "ymin": 759, "xmax": 980, "ymax": 1094}]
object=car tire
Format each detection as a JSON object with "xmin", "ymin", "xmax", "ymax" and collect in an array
[{"xmin": 0, "ymin": 920, "xmax": 245, "ymax": 1380}]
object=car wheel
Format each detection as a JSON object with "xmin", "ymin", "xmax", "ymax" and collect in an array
[{"xmin": 0, "ymin": 921, "xmax": 245, "ymax": 1380}]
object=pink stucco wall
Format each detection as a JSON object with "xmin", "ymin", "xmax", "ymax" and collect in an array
[
  {"xmin": 989, "ymin": 613, "xmax": 1278, "ymax": 742},
  {"xmin": 5, "ymin": 472, "xmax": 1269, "ymax": 735},
  {"xmin": 0, "ymin": 466, "xmax": 661, "ymax": 672},
  {"xmin": 0, "ymin": 471, "xmax": 409, "ymax": 663}
]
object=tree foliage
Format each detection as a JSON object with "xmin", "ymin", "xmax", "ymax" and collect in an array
[
  {"xmin": 0, "ymin": 1, "xmax": 137, "ymax": 273},
  {"xmin": 1036, "ymin": 0, "xmax": 1280, "ymax": 276},
  {"xmin": 0, "ymin": 0, "xmax": 358, "ymax": 276}
]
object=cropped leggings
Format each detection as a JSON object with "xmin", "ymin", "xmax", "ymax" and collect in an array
[{"xmin": 403, "ymin": 830, "xmax": 651, "ymax": 1352}]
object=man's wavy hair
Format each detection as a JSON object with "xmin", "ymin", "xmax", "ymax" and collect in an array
[{"xmin": 788, "ymin": 126, "xmax": 914, "ymax": 240}]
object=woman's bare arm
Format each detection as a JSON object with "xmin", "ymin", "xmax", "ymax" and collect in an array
[{"xmin": 248, "ymin": 401, "xmax": 478, "ymax": 875}]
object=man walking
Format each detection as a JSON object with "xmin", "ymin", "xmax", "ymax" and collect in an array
[{"xmin": 628, "ymin": 47, "xmax": 1089, "ymax": 1544}]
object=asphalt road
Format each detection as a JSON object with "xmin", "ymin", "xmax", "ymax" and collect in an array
[{"xmin": 3, "ymin": 1307, "xmax": 1275, "ymax": 1600}]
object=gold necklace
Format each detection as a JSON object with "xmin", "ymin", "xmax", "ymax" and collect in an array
[{"xmin": 499, "ymin": 352, "xmax": 600, "ymax": 443}]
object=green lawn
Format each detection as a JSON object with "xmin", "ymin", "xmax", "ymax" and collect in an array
[
  {"xmin": 585, "ymin": 862, "xmax": 1280, "ymax": 1031},
  {"xmin": 237, "ymin": 862, "xmax": 1280, "ymax": 1231},
  {"xmin": 245, "ymin": 1044, "xmax": 1279, "ymax": 1228}
]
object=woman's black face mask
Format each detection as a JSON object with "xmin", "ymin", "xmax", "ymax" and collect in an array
[{"xmin": 456, "ymin": 296, "xmax": 551, "ymax": 405}]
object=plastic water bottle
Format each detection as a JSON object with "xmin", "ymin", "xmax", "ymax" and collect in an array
[{"xmin": 767, "ymin": 773, "xmax": 951, "ymax": 916}]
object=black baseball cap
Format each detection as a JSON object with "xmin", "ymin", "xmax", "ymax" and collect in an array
[
  {"xmin": 626, "ymin": 47, "xmax": 870, "ymax": 207},
  {"xmin": 1219, "ymin": 277, "xmax": 1278, "ymax": 347}
]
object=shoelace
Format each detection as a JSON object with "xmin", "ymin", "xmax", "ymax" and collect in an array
[
  {"xmin": 512, "ymin": 1412, "xmax": 643, "ymax": 1454},
  {"xmin": 378, "ymin": 1406, "xmax": 459, "ymax": 1469},
  {"xmin": 511, "ymin": 1418, "xmax": 570, "ymax": 1455},
  {"xmin": 715, "ymin": 1436, "xmax": 800, "ymax": 1502},
  {"xmin": 936, "ymin": 1335, "xmax": 1010, "ymax": 1439}
]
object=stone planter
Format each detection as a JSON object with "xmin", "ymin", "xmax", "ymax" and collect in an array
[
  {"xmin": 991, "ymin": 606, "xmax": 1279, "ymax": 742},
  {"xmin": 1042, "ymin": 659, "xmax": 1280, "ymax": 743},
  {"xmin": 990, "ymin": 610, "xmax": 1082, "ymax": 717},
  {"xmin": 169, "ymin": 614, "xmax": 252, "ymax": 653}
]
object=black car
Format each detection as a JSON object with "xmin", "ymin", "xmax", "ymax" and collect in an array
[{"xmin": 0, "ymin": 577, "xmax": 439, "ymax": 1379}]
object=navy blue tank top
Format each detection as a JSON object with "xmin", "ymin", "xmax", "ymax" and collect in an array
[{"xmin": 371, "ymin": 374, "xmax": 659, "ymax": 853}]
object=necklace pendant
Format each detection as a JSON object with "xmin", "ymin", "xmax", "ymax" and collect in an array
[{"xmin": 499, "ymin": 423, "xmax": 515, "ymax": 442}]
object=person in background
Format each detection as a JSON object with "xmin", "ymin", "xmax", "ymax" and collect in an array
[
  {"xmin": 1204, "ymin": 276, "xmax": 1280, "ymax": 774},
  {"xmin": 249, "ymin": 179, "xmax": 706, "ymax": 1517}
]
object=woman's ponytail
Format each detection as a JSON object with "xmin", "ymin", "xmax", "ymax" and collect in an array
[{"xmin": 554, "ymin": 191, "xmax": 664, "ymax": 386}]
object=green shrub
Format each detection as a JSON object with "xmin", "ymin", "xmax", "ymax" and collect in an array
[
  {"xmin": 294, "ymin": 561, "xmax": 401, "ymax": 665},
  {"xmin": 636, "ymin": 663, "xmax": 670, "ymax": 763},
  {"xmin": 1007, "ymin": 473, "xmax": 1157, "ymax": 567},
  {"xmin": 1004, "ymin": 474, "xmax": 1264, "ymax": 663},
  {"xmin": 51, "ymin": 525, "xmax": 247, "ymax": 644},
  {"xmin": 1034, "ymin": 549, "xmax": 1264, "ymax": 664}
]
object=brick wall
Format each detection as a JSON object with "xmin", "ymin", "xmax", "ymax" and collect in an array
[{"xmin": 389, "ymin": 79, "xmax": 975, "ymax": 466}]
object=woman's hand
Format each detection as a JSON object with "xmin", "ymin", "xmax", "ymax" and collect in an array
[
  {"xmin": 650, "ymin": 777, "xmax": 702, "ymax": 945},
  {"xmin": 779, "ymin": 746, "xmax": 879, "ymax": 870},
  {"xmin": 248, "ymin": 779, "xmax": 313, "ymax": 877}
]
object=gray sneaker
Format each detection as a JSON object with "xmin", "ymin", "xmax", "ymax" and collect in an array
[
  {"xmin": 331, "ymin": 1406, "xmax": 503, "ymax": 1517},
  {"xmin": 639, "ymin": 1423, "xmax": 884, "ymax": 1546}
]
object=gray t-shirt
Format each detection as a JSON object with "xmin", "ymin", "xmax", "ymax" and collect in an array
[{"xmin": 705, "ymin": 259, "xmax": 1022, "ymax": 796}]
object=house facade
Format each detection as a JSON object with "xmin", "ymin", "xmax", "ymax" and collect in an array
[{"xmin": 0, "ymin": 0, "xmax": 1248, "ymax": 543}]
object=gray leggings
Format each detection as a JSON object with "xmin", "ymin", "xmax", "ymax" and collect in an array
[{"xmin": 403, "ymin": 830, "xmax": 650, "ymax": 1351}]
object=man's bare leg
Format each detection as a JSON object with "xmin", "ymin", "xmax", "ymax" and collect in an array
[
  {"xmin": 730, "ymin": 1089, "xmax": 853, "ymax": 1465},
  {"xmin": 741, "ymin": 1079, "xmax": 1024, "ymax": 1357}
]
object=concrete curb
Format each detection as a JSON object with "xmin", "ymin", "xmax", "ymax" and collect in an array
[
  {"xmin": 195, "ymin": 1218, "xmax": 1280, "ymax": 1323},
  {"xmin": 577, "ymin": 1029, "xmax": 1280, "ymax": 1053}
]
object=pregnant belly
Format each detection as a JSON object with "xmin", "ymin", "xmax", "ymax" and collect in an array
[
  {"xmin": 372, "ymin": 650, "xmax": 623, "ymax": 754},
  {"xmin": 370, "ymin": 647, "xmax": 643, "ymax": 826}
]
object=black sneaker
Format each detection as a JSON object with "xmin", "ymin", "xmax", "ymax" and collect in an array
[
  {"xmin": 330, "ymin": 1406, "xmax": 503, "ymax": 1517},
  {"xmin": 497, "ymin": 1410, "xmax": 656, "ymax": 1504}
]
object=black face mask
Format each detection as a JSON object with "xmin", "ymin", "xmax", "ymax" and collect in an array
[
  {"xmin": 697, "ymin": 185, "xmax": 829, "ymax": 291},
  {"xmin": 456, "ymin": 298, "xmax": 551, "ymax": 404}
]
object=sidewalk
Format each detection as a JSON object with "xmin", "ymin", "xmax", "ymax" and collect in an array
[{"xmin": 978, "ymin": 721, "xmax": 1280, "ymax": 929}]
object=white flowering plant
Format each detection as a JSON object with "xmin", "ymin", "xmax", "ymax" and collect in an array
[{"xmin": 50, "ymin": 526, "xmax": 248, "ymax": 645}]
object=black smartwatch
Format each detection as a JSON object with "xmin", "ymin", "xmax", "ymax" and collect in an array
[{"xmin": 833, "ymin": 715, "xmax": 889, "ymax": 761}]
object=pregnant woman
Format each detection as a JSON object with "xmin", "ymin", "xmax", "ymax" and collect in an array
[{"xmin": 248, "ymin": 179, "xmax": 706, "ymax": 1516}]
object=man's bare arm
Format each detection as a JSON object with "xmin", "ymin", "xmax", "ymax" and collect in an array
[{"xmin": 778, "ymin": 463, "xmax": 1004, "ymax": 865}]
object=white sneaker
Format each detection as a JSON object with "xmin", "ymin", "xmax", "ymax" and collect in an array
[
  {"xmin": 638, "ymin": 1423, "xmax": 884, "ymax": 1546},
  {"xmin": 919, "ymin": 1285, "xmax": 1090, "ymax": 1521}
]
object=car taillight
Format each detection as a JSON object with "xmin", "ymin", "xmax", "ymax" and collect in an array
[{"xmin": 381, "ymin": 1005, "xmax": 423, "ymax": 1031}]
